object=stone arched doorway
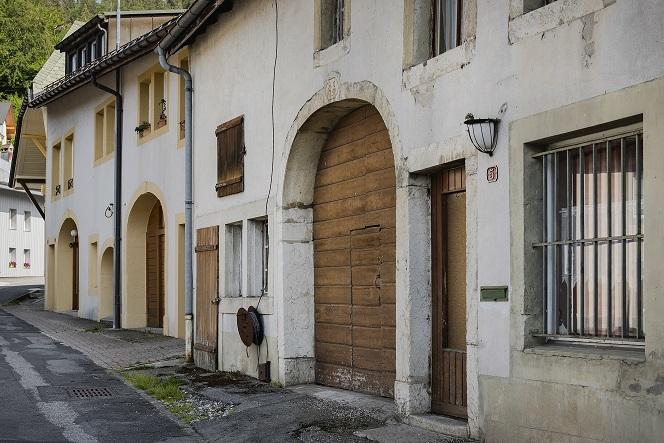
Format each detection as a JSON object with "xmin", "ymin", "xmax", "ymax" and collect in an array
[
  {"xmin": 99, "ymin": 247, "xmax": 114, "ymax": 320},
  {"xmin": 54, "ymin": 218, "xmax": 79, "ymax": 312},
  {"xmin": 312, "ymin": 104, "xmax": 396, "ymax": 398},
  {"xmin": 125, "ymin": 192, "xmax": 166, "ymax": 329}
]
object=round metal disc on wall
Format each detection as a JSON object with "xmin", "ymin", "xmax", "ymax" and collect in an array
[
  {"xmin": 236, "ymin": 307, "xmax": 254, "ymax": 347},
  {"xmin": 248, "ymin": 306, "xmax": 264, "ymax": 346}
]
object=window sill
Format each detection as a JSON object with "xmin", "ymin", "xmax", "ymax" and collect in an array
[
  {"xmin": 525, "ymin": 341, "xmax": 645, "ymax": 363},
  {"xmin": 94, "ymin": 152, "xmax": 114, "ymax": 167},
  {"xmin": 314, "ymin": 35, "xmax": 351, "ymax": 68},
  {"xmin": 402, "ymin": 38, "xmax": 475, "ymax": 91},
  {"xmin": 219, "ymin": 296, "xmax": 273, "ymax": 315},
  {"xmin": 508, "ymin": 0, "xmax": 615, "ymax": 44},
  {"xmin": 137, "ymin": 124, "xmax": 168, "ymax": 145}
]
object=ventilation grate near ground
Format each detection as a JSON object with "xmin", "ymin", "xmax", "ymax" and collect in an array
[{"xmin": 68, "ymin": 387, "xmax": 114, "ymax": 398}]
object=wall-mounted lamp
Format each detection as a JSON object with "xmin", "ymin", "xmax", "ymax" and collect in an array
[
  {"xmin": 69, "ymin": 229, "xmax": 78, "ymax": 248},
  {"xmin": 464, "ymin": 113, "xmax": 500, "ymax": 156}
]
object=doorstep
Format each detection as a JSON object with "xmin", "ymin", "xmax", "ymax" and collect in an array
[{"xmin": 403, "ymin": 413, "xmax": 469, "ymax": 438}]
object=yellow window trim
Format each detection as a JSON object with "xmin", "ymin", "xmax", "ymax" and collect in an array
[{"xmin": 136, "ymin": 64, "xmax": 169, "ymax": 145}]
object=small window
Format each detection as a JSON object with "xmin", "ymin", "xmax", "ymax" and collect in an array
[
  {"xmin": 23, "ymin": 249, "xmax": 30, "ymax": 269},
  {"xmin": 247, "ymin": 218, "xmax": 269, "ymax": 297},
  {"xmin": 136, "ymin": 67, "xmax": 168, "ymax": 138},
  {"xmin": 95, "ymin": 101, "xmax": 116, "ymax": 162},
  {"xmin": 523, "ymin": 0, "xmax": 557, "ymax": 13},
  {"xmin": 138, "ymin": 78, "xmax": 151, "ymax": 134},
  {"xmin": 432, "ymin": 0, "xmax": 463, "ymax": 57},
  {"xmin": 52, "ymin": 141, "xmax": 61, "ymax": 197},
  {"xmin": 320, "ymin": 0, "xmax": 346, "ymax": 49},
  {"xmin": 63, "ymin": 133, "xmax": 74, "ymax": 192},
  {"xmin": 24, "ymin": 211, "xmax": 31, "ymax": 232},
  {"xmin": 9, "ymin": 209, "xmax": 16, "ymax": 230},
  {"xmin": 535, "ymin": 130, "xmax": 644, "ymax": 340},
  {"xmin": 225, "ymin": 222, "xmax": 243, "ymax": 297},
  {"xmin": 215, "ymin": 116, "xmax": 245, "ymax": 197},
  {"xmin": 68, "ymin": 52, "xmax": 77, "ymax": 74},
  {"xmin": 9, "ymin": 248, "xmax": 16, "ymax": 268}
]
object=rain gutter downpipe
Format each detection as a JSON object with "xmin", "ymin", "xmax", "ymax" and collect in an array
[
  {"xmin": 91, "ymin": 70, "xmax": 123, "ymax": 330},
  {"xmin": 157, "ymin": 46, "xmax": 194, "ymax": 362}
]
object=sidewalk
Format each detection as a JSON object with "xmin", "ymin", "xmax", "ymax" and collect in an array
[
  {"xmin": 3, "ymin": 296, "xmax": 475, "ymax": 442},
  {"xmin": 3, "ymin": 296, "xmax": 183, "ymax": 369}
]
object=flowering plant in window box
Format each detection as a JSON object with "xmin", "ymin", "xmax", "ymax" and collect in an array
[
  {"xmin": 135, "ymin": 121, "xmax": 151, "ymax": 137},
  {"xmin": 8, "ymin": 261, "xmax": 16, "ymax": 268},
  {"xmin": 23, "ymin": 263, "xmax": 30, "ymax": 269}
]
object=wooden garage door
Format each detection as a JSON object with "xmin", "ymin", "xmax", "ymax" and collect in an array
[{"xmin": 313, "ymin": 105, "xmax": 396, "ymax": 398}]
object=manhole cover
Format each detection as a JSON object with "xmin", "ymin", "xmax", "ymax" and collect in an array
[{"xmin": 68, "ymin": 387, "xmax": 114, "ymax": 398}]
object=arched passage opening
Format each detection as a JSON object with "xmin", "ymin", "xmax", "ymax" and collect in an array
[
  {"xmin": 99, "ymin": 247, "xmax": 114, "ymax": 321},
  {"xmin": 54, "ymin": 218, "xmax": 79, "ymax": 312},
  {"xmin": 279, "ymin": 99, "xmax": 397, "ymax": 398},
  {"xmin": 125, "ymin": 192, "xmax": 166, "ymax": 329}
]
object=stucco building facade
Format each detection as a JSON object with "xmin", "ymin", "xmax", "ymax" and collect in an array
[
  {"xmin": 163, "ymin": 0, "xmax": 664, "ymax": 440},
  {"xmin": 11, "ymin": 0, "xmax": 664, "ymax": 441}
]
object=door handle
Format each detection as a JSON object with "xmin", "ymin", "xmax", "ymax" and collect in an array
[{"xmin": 211, "ymin": 297, "xmax": 221, "ymax": 304}]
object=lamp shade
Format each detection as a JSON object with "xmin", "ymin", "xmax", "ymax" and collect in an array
[{"xmin": 464, "ymin": 113, "xmax": 499, "ymax": 156}]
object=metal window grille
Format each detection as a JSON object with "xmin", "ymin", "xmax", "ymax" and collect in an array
[
  {"xmin": 432, "ymin": 0, "xmax": 463, "ymax": 57},
  {"xmin": 533, "ymin": 130, "xmax": 644, "ymax": 342}
]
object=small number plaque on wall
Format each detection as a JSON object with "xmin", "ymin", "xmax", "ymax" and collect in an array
[{"xmin": 487, "ymin": 166, "xmax": 498, "ymax": 183}]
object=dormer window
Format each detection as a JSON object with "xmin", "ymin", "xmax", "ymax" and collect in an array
[{"xmin": 64, "ymin": 31, "xmax": 105, "ymax": 74}]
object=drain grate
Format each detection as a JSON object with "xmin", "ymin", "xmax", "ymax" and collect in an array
[{"xmin": 68, "ymin": 387, "xmax": 114, "ymax": 398}]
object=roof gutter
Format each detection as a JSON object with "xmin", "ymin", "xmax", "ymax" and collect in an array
[{"xmin": 158, "ymin": 0, "xmax": 216, "ymax": 55}]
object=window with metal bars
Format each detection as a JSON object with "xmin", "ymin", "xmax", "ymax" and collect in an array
[
  {"xmin": 432, "ymin": 0, "xmax": 463, "ymax": 57},
  {"xmin": 533, "ymin": 129, "xmax": 644, "ymax": 343}
]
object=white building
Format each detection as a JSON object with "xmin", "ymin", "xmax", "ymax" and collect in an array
[
  {"xmin": 12, "ymin": 11, "xmax": 186, "ymax": 329},
  {"xmin": 157, "ymin": 0, "xmax": 664, "ymax": 441},
  {"xmin": 11, "ymin": 1, "xmax": 664, "ymax": 441},
  {"xmin": 0, "ymin": 157, "xmax": 44, "ymax": 278}
]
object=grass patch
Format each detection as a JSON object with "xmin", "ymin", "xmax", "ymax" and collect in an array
[
  {"xmin": 123, "ymin": 373, "xmax": 185, "ymax": 402},
  {"xmin": 83, "ymin": 326, "xmax": 104, "ymax": 333}
]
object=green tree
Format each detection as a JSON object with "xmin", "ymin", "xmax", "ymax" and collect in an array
[{"xmin": 0, "ymin": 0, "xmax": 64, "ymax": 103}]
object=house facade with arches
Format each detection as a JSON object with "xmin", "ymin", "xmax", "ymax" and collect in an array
[
  {"xmin": 161, "ymin": 0, "xmax": 664, "ymax": 440},
  {"xmin": 12, "ymin": 10, "xmax": 188, "ymax": 338}
]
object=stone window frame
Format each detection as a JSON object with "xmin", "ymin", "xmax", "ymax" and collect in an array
[
  {"xmin": 509, "ymin": 80, "xmax": 664, "ymax": 359},
  {"xmin": 314, "ymin": 0, "xmax": 352, "ymax": 67},
  {"xmin": 402, "ymin": 0, "xmax": 477, "ymax": 91},
  {"xmin": 508, "ymin": 0, "xmax": 616, "ymax": 44}
]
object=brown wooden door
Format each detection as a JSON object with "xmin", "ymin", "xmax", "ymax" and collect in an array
[
  {"xmin": 72, "ymin": 240, "xmax": 79, "ymax": 310},
  {"xmin": 146, "ymin": 202, "xmax": 165, "ymax": 328},
  {"xmin": 431, "ymin": 164, "xmax": 468, "ymax": 418},
  {"xmin": 194, "ymin": 226, "xmax": 219, "ymax": 371},
  {"xmin": 313, "ymin": 105, "xmax": 396, "ymax": 398}
]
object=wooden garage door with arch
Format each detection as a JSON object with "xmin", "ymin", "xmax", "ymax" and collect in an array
[{"xmin": 313, "ymin": 104, "xmax": 396, "ymax": 398}]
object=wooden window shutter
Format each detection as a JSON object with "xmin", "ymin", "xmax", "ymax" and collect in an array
[{"xmin": 215, "ymin": 115, "xmax": 245, "ymax": 197}]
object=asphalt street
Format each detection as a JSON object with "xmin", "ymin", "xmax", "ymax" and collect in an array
[
  {"xmin": 0, "ymin": 281, "xmax": 44, "ymax": 305},
  {"xmin": 0, "ymin": 309, "xmax": 188, "ymax": 442}
]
